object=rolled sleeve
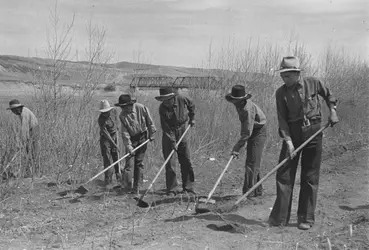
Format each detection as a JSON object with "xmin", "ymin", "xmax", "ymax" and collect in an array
[
  {"xmin": 317, "ymin": 79, "xmax": 338, "ymax": 109},
  {"xmin": 276, "ymin": 88, "xmax": 292, "ymax": 141}
]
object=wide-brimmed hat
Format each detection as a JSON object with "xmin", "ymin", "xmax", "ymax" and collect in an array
[
  {"xmin": 225, "ymin": 85, "xmax": 252, "ymax": 103},
  {"xmin": 276, "ymin": 56, "xmax": 302, "ymax": 73},
  {"xmin": 114, "ymin": 94, "xmax": 137, "ymax": 107},
  {"xmin": 7, "ymin": 99, "xmax": 24, "ymax": 110},
  {"xmin": 155, "ymin": 87, "xmax": 176, "ymax": 101},
  {"xmin": 99, "ymin": 100, "xmax": 114, "ymax": 112}
]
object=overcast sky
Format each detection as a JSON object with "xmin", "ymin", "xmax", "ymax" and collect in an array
[{"xmin": 0, "ymin": 0, "xmax": 367, "ymax": 67}]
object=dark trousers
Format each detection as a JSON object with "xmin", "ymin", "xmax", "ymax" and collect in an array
[
  {"xmin": 243, "ymin": 125, "xmax": 267, "ymax": 195},
  {"xmin": 25, "ymin": 126, "xmax": 40, "ymax": 176},
  {"xmin": 122, "ymin": 132, "xmax": 148, "ymax": 190},
  {"xmin": 269, "ymin": 120, "xmax": 323, "ymax": 226},
  {"xmin": 162, "ymin": 125, "xmax": 194, "ymax": 192},
  {"xmin": 100, "ymin": 135, "xmax": 119, "ymax": 184}
]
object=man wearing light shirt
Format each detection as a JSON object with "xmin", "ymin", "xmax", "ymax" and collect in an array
[
  {"xmin": 7, "ymin": 99, "xmax": 40, "ymax": 177},
  {"xmin": 225, "ymin": 85, "xmax": 267, "ymax": 197},
  {"xmin": 115, "ymin": 94, "xmax": 156, "ymax": 194}
]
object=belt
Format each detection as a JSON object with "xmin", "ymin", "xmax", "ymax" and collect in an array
[{"xmin": 171, "ymin": 120, "xmax": 187, "ymax": 129}]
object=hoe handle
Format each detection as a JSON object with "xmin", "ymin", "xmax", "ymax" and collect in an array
[
  {"xmin": 85, "ymin": 139, "xmax": 150, "ymax": 185},
  {"xmin": 234, "ymin": 123, "xmax": 329, "ymax": 206},
  {"xmin": 139, "ymin": 125, "xmax": 191, "ymax": 201},
  {"xmin": 205, "ymin": 155, "xmax": 234, "ymax": 203}
]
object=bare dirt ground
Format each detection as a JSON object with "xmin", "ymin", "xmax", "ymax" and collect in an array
[{"xmin": 1, "ymin": 140, "xmax": 368, "ymax": 250}]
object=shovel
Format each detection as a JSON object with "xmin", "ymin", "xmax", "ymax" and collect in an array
[
  {"xmin": 195, "ymin": 155, "xmax": 234, "ymax": 213},
  {"xmin": 136, "ymin": 125, "xmax": 191, "ymax": 208},
  {"xmin": 75, "ymin": 139, "xmax": 150, "ymax": 195},
  {"xmin": 198, "ymin": 123, "xmax": 330, "ymax": 214}
]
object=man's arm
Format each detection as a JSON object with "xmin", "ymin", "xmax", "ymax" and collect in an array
[
  {"xmin": 276, "ymin": 88, "xmax": 291, "ymax": 141},
  {"xmin": 119, "ymin": 116, "xmax": 132, "ymax": 148},
  {"xmin": 317, "ymin": 79, "xmax": 338, "ymax": 109},
  {"xmin": 143, "ymin": 105, "xmax": 157, "ymax": 138},
  {"xmin": 159, "ymin": 105, "xmax": 176, "ymax": 145},
  {"xmin": 184, "ymin": 96, "xmax": 195, "ymax": 122},
  {"xmin": 232, "ymin": 106, "xmax": 255, "ymax": 153}
]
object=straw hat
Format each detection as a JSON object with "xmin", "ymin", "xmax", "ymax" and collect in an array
[
  {"xmin": 276, "ymin": 56, "xmax": 302, "ymax": 73},
  {"xmin": 99, "ymin": 100, "xmax": 114, "ymax": 112}
]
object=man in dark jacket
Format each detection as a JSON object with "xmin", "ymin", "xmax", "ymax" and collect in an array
[
  {"xmin": 269, "ymin": 56, "xmax": 339, "ymax": 230},
  {"xmin": 155, "ymin": 87, "xmax": 195, "ymax": 195}
]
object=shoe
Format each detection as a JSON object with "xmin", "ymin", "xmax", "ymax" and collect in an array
[{"xmin": 297, "ymin": 222, "xmax": 312, "ymax": 230}]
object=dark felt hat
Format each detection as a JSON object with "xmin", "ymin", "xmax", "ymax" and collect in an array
[
  {"xmin": 114, "ymin": 94, "xmax": 137, "ymax": 107},
  {"xmin": 225, "ymin": 85, "xmax": 252, "ymax": 103},
  {"xmin": 155, "ymin": 87, "xmax": 176, "ymax": 101}
]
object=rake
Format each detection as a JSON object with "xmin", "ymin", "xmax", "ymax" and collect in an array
[
  {"xmin": 196, "ymin": 123, "xmax": 330, "ymax": 214},
  {"xmin": 75, "ymin": 139, "xmax": 150, "ymax": 195},
  {"xmin": 136, "ymin": 125, "xmax": 191, "ymax": 208}
]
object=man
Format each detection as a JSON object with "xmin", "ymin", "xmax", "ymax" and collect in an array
[
  {"xmin": 7, "ymin": 99, "xmax": 40, "ymax": 177},
  {"xmin": 115, "ymin": 94, "xmax": 156, "ymax": 194},
  {"xmin": 98, "ymin": 99, "xmax": 120, "ymax": 185},
  {"xmin": 155, "ymin": 87, "xmax": 195, "ymax": 195},
  {"xmin": 269, "ymin": 56, "xmax": 339, "ymax": 230},
  {"xmin": 225, "ymin": 85, "xmax": 267, "ymax": 197}
]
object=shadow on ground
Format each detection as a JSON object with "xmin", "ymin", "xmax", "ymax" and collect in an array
[{"xmin": 339, "ymin": 204, "xmax": 369, "ymax": 211}]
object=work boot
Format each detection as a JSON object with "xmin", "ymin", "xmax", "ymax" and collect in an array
[
  {"xmin": 167, "ymin": 186, "xmax": 181, "ymax": 196},
  {"xmin": 183, "ymin": 182, "xmax": 196, "ymax": 194},
  {"xmin": 298, "ymin": 222, "xmax": 312, "ymax": 230}
]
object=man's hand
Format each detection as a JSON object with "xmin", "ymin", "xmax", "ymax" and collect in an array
[
  {"xmin": 189, "ymin": 120, "xmax": 195, "ymax": 127},
  {"xmin": 329, "ymin": 109, "xmax": 339, "ymax": 127},
  {"xmin": 127, "ymin": 145, "xmax": 135, "ymax": 156},
  {"xmin": 231, "ymin": 151, "xmax": 239, "ymax": 159},
  {"xmin": 286, "ymin": 140, "xmax": 296, "ymax": 159},
  {"xmin": 149, "ymin": 136, "xmax": 155, "ymax": 142},
  {"xmin": 172, "ymin": 143, "xmax": 178, "ymax": 152}
]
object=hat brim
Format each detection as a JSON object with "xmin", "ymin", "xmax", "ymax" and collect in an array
[
  {"xmin": 225, "ymin": 93, "xmax": 252, "ymax": 103},
  {"xmin": 276, "ymin": 68, "xmax": 302, "ymax": 73},
  {"xmin": 155, "ymin": 93, "xmax": 175, "ymax": 101},
  {"xmin": 114, "ymin": 100, "xmax": 136, "ymax": 107},
  {"xmin": 99, "ymin": 107, "xmax": 114, "ymax": 112},
  {"xmin": 7, "ymin": 104, "xmax": 24, "ymax": 110}
]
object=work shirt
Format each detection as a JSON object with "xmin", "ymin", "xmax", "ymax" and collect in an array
[
  {"xmin": 19, "ymin": 107, "xmax": 39, "ymax": 142},
  {"xmin": 98, "ymin": 108, "xmax": 118, "ymax": 140},
  {"xmin": 159, "ymin": 94, "xmax": 195, "ymax": 143},
  {"xmin": 120, "ymin": 103, "xmax": 156, "ymax": 147},
  {"xmin": 276, "ymin": 76, "xmax": 337, "ymax": 141},
  {"xmin": 233, "ymin": 100, "xmax": 267, "ymax": 152}
]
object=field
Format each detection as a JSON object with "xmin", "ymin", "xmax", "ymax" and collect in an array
[{"xmin": 0, "ymin": 51, "xmax": 368, "ymax": 250}]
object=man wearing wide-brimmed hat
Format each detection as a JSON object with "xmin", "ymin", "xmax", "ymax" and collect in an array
[
  {"xmin": 98, "ymin": 100, "xmax": 120, "ymax": 185},
  {"xmin": 7, "ymin": 99, "xmax": 40, "ymax": 177},
  {"xmin": 155, "ymin": 87, "xmax": 195, "ymax": 195},
  {"xmin": 115, "ymin": 94, "xmax": 156, "ymax": 194},
  {"xmin": 225, "ymin": 85, "xmax": 267, "ymax": 197},
  {"xmin": 269, "ymin": 56, "xmax": 339, "ymax": 230}
]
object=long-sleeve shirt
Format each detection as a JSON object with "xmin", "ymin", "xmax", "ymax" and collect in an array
[
  {"xmin": 98, "ymin": 108, "xmax": 118, "ymax": 141},
  {"xmin": 120, "ymin": 103, "xmax": 156, "ymax": 147},
  {"xmin": 19, "ymin": 107, "xmax": 39, "ymax": 142},
  {"xmin": 233, "ymin": 100, "xmax": 267, "ymax": 152},
  {"xmin": 159, "ymin": 94, "xmax": 195, "ymax": 144},
  {"xmin": 276, "ymin": 76, "xmax": 337, "ymax": 141}
]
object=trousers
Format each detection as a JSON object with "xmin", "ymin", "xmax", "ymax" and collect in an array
[{"xmin": 269, "ymin": 120, "xmax": 323, "ymax": 226}]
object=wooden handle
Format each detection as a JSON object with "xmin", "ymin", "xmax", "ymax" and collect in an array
[
  {"xmin": 85, "ymin": 139, "xmax": 150, "ymax": 185},
  {"xmin": 139, "ymin": 125, "xmax": 191, "ymax": 200},
  {"xmin": 234, "ymin": 123, "xmax": 329, "ymax": 206},
  {"xmin": 205, "ymin": 155, "xmax": 234, "ymax": 203}
]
